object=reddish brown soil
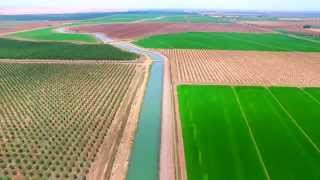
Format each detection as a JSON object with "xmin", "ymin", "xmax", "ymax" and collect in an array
[
  {"xmin": 0, "ymin": 21, "xmax": 68, "ymax": 36},
  {"xmin": 158, "ymin": 49, "xmax": 320, "ymax": 87},
  {"xmin": 70, "ymin": 23, "xmax": 270, "ymax": 40},
  {"xmin": 243, "ymin": 20, "xmax": 320, "ymax": 35}
]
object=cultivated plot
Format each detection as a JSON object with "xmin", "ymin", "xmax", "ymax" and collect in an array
[
  {"xmin": 8, "ymin": 28, "xmax": 98, "ymax": 43},
  {"xmin": 0, "ymin": 38, "xmax": 138, "ymax": 60},
  {"xmin": 70, "ymin": 23, "xmax": 268, "ymax": 40},
  {"xmin": 178, "ymin": 85, "xmax": 320, "ymax": 180},
  {"xmin": 0, "ymin": 63, "xmax": 142, "ymax": 179},
  {"xmin": 135, "ymin": 32, "xmax": 320, "ymax": 52},
  {"xmin": 159, "ymin": 49, "xmax": 320, "ymax": 87},
  {"xmin": 0, "ymin": 21, "xmax": 65, "ymax": 36}
]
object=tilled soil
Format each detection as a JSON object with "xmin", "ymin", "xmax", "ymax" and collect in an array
[
  {"xmin": 70, "ymin": 23, "xmax": 270, "ymax": 40},
  {"xmin": 242, "ymin": 20, "xmax": 320, "ymax": 35},
  {"xmin": 158, "ymin": 49, "xmax": 320, "ymax": 87}
]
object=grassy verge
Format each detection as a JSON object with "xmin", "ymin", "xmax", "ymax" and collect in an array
[
  {"xmin": 135, "ymin": 32, "xmax": 320, "ymax": 52},
  {"xmin": 8, "ymin": 28, "xmax": 98, "ymax": 44},
  {"xmin": 0, "ymin": 38, "xmax": 138, "ymax": 60},
  {"xmin": 178, "ymin": 85, "xmax": 320, "ymax": 180}
]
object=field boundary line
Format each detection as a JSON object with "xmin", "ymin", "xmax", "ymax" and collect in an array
[
  {"xmin": 299, "ymin": 88, "xmax": 320, "ymax": 105},
  {"xmin": 231, "ymin": 87, "xmax": 271, "ymax": 180},
  {"xmin": 266, "ymin": 88, "xmax": 320, "ymax": 153}
]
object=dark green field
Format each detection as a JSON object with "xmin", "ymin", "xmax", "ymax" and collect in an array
[
  {"xmin": 135, "ymin": 32, "xmax": 320, "ymax": 52},
  {"xmin": 0, "ymin": 38, "xmax": 138, "ymax": 60},
  {"xmin": 178, "ymin": 85, "xmax": 320, "ymax": 180}
]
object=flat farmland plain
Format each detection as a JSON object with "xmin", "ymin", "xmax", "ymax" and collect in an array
[
  {"xmin": 0, "ymin": 62, "xmax": 145, "ymax": 179},
  {"xmin": 0, "ymin": 21, "xmax": 66, "ymax": 36},
  {"xmin": 135, "ymin": 32, "xmax": 320, "ymax": 52},
  {"xmin": 70, "ymin": 23, "xmax": 269, "ymax": 40},
  {"xmin": 158, "ymin": 49, "xmax": 320, "ymax": 87},
  {"xmin": 0, "ymin": 38, "xmax": 139, "ymax": 60},
  {"xmin": 9, "ymin": 28, "xmax": 98, "ymax": 43},
  {"xmin": 178, "ymin": 85, "xmax": 320, "ymax": 180}
]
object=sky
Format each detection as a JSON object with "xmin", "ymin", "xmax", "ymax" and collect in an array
[{"xmin": 0, "ymin": 0, "xmax": 319, "ymax": 14}]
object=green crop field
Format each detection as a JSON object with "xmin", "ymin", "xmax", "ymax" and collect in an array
[
  {"xmin": 8, "ymin": 28, "xmax": 98, "ymax": 43},
  {"xmin": 0, "ymin": 38, "xmax": 138, "ymax": 60},
  {"xmin": 178, "ymin": 85, "xmax": 320, "ymax": 180},
  {"xmin": 71, "ymin": 13, "xmax": 165, "ymax": 26},
  {"xmin": 135, "ymin": 32, "xmax": 320, "ymax": 52},
  {"xmin": 0, "ymin": 63, "xmax": 138, "ymax": 179},
  {"xmin": 148, "ymin": 15, "xmax": 233, "ymax": 23}
]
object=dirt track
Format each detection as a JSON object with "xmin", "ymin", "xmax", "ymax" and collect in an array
[
  {"xmin": 158, "ymin": 49, "xmax": 320, "ymax": 87},
  {"xmin": 70, "ymin": 23, "xmax": 270, "ymax": 40}
]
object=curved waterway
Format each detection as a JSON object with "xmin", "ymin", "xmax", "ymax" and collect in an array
[{"xmin": 94, "ymin": 33, "xmax": 164, "ymax": 180}]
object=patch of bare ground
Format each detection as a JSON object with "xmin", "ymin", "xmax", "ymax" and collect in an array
[
  {"xmin": 69, "ymin": 23, "xmax": 270, "ymax": 40},
  {"xmin": 157, "ymin": 49, "xmax": 320, "ymax": 87},
  {"xmin": 242, "ymin": 20, "xmax": 320, "ymax": 35}
]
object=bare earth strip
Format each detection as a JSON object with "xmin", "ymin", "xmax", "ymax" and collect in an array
[{"xmin": 157, "ymin": 49, "xmax": 320, "ymax": 87}]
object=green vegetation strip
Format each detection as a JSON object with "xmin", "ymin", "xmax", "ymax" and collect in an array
[
  {"xmin": 147, "ymin": 15, "xmax": 233, "ymax": 23},
  {"xmin": 8, "ymin": 28, "xmax": 98, "ymax": 43},
  {"xmin": 135, "ymin": 32, "xmax": 320, "ymax": 52},
  {"xmin": 178, "ymin": 85, "xmax": 320, "ymax": 180},
  {"xmin": 0, "ymin": 38, "xmax": 138, "ymax": 60}
]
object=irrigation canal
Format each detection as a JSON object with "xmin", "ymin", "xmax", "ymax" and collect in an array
[{"xmin": 94, "ymin": 33, "xmax": 164, "ymax": 180}]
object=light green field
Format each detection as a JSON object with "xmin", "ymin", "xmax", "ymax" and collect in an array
[
  {"xmin": 8, "ymin": 28, "xmax": 98, "ymax": 43},
  {"xmin": 134, "ymin": 32, "xmax": 320, "ymax": 52},
  {"xmin": 148, "ymin": 15, "xmax": 234, "ymax": 23},
  {"xmin": 72, "ymin": 13, "xmax": 165, "ymax": 26},
  {"xmin": 178, "ymin": 85, "xmax": 320, "ymax": 180}
]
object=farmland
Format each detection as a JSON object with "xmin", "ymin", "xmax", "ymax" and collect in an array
[
  {"xmin": 135, "ymin": 32, "xmax": 320, "ymax": 51},
  {"xmin": 159, "ymin": 49, "xmax": 320, "ymax": 86},
  {"xmin": 8, "ymin": 27, "xmax": 98, "ymax": 43},
  {"xmin": 178, "ymin": 85, "xmax": 320, "ymax": 180},
  {"xmin": 0, "ymin": 62, "xmax": 145, "ymax": 179},
  {"xmin": 71, "ymin": 13, "xmax": 171, "ymax": 26},
  {"xmin": 70, "ymin": 23, "xmax": 268, "ymax": 40},
  {"xmin": 146, "ymin": 15, "xmax": 234, "ymax": 23},
  {"xmin": 0, "ymin": 38, "xmax": 138, "ymax": 60},
  {"xmin": 0, "ymin": 21, "xmax": 66, "ymax": 36}
]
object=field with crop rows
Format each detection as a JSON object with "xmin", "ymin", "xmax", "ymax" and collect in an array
[
  {"xmin": 0, "ymin": 38, "xmax": 138, "ymax": 60},
  {"xmin": 135, "ymin": 32, "xmax": 320, "ymax": 51},
  {"xmin": 159, "ymin": 49, "xmax": 320, "ymax": 87},
  {"xmin": 178, "ymin": 85, "xmax": 320, "ymax": 180},
  {"xmin": 9, "ymin": 28, "xmax": 98, "ymax": 43},
  {"xmin": 0, "ymin": 62, "xmax": 142, "ymax": 179},
  {"xmin": 70, "ymin": 23, "xmax": 268, "ymax": 40}
]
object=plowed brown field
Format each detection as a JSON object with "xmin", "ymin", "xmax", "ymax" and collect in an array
[
  {"xmin": 70, "ymin": 23, "xmax": 270, "ymax": 40},
  {"xmin": 243, "ymin": 20, "xmax": 320, "ymax": 35},
  {"xmin": 0, "ymin": 21, "xmax": 67, "ymax": 36},
  {"xmin": 158, "ymin": 49, "xmax": 320, "ymax": 87}
]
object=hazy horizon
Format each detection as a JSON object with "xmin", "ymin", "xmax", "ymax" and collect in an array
[{"xmin": 1, "ymin": 0, "xmax": 320, "ymax": 15}]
